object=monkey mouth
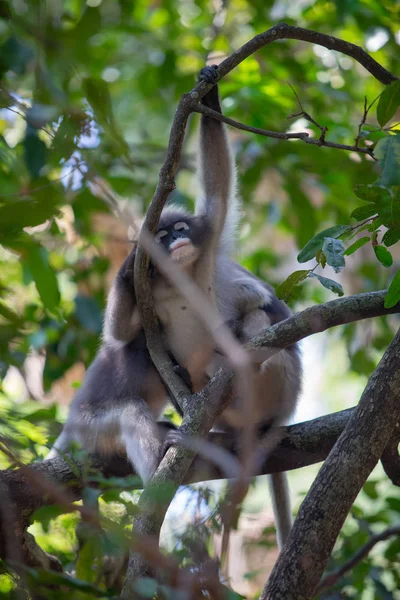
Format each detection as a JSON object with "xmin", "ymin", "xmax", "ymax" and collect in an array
[{"xmin": 170, "ymin": 239, "xmax": 191, "ymax": 253}]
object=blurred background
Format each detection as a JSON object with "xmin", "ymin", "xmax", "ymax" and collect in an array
[{"xmin": 0, "ymin": 0, "xmax": 399, "ymax": 598}]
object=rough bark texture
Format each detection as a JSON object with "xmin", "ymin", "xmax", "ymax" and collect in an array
[{"xmin": 261, "ymin": 328, "xmax": 400, "ymax": 600}]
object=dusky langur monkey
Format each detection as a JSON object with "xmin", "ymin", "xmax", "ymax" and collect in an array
[{"xmin": 47, "ymin": 66, "xmax": 301, "ymax": 548}]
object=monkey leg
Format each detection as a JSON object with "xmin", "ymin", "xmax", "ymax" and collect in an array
[{"xmin": 119, "ymin": 399, "xmax": 166, "ymax": 485}]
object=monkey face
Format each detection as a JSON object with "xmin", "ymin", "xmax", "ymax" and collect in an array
[{"xmin": 155, "ymin": 220, "xmax": 200, "ymax": 266}]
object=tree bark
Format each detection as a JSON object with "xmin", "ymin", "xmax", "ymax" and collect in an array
[{"xmin": 261, "ymin": 328, "xmax": 400, "ymax": 600}]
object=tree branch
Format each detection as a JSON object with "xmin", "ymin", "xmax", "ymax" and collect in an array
[
  {"xmin": 214, "ymin": 23, "xmax": 397, "ymax": 85},
  {"xmin": 250, "ymin": 290, "xmax": 400, "ymax": 351},
  {"xmin": 262, "ymin": 327, "xmax": 400, "ymax": 600},
  {"xmin": 0, "ymin": 408, "xmax": 352, "ymax": 534},
  {"xmin": 317, "ymin": 526, "xmax": 400, "ymax": 594},
  {"xmin": 194, "ymin": 103, "xmax": 375, "ymax": 156},
  {"xmin": 126, "ymin": 23, "xmax": 397, "ymax": 590}
]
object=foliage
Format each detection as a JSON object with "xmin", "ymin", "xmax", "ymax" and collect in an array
[
  {"xmin": 0, "ymin": 0, "xmax": 399, "ymax": 598},
  {"xmin": 317, "ymin": 479, "xmax": 400, "ymax": 600}
]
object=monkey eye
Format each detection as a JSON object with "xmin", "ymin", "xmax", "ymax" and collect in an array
[
  {"xmin": 174, "ymin": 221, "xmax": 189, "ymax": 231},
  {"xmin": 155, "ymin": 230, "xmax": 168, "ymax": 243}
]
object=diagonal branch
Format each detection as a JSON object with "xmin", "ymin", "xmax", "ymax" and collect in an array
[
  {"xmin": 262, "ymin": 327, "xmax": 400, "ymax": 599},
  {"xmin": 317, "ymin": 526, "xmax": 400, "ymax": 594}
]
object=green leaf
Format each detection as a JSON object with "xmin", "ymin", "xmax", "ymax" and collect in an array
[
  {"xmin": 23, "ymin": 126, "xmax": 47, "ymax": 179},
  {"xmin": 375, "ymin": 134, "xmax": 400, "ymax": 187},
  {"xmin": 275, "ymin": 270, "xmax": 309, "ymax": 302},
  {"xmin": 354, "ymin": 184, "xmax": 392, "ymax": 203},
  {"xmin": 286, "ymin": 177, "xmax": 317, "ymax": 248},
  {"xmin": 344, "ymin": 236, "xmax": 371, "ymax": 256},
  {"xmin": 392, "ymin": 191, "xmax": 400, "ymax": 228},
  {"xmin": 382, "ymin": 228, "xmax": 400, "ymax": 247},
  {"xmin": 52, "ymin": 112, "xmax": 88, "ymax": 164},
  {"xmin": 350, "ymin": 204, "xmax": 377, "ymax": 221},
  {"xmin": 374, "ymin": 245, "xmax": 393, "ymax": 267},
  {"xmin": 25, "ymin": 244, "xmax": 60, "ymax": 311},
  {"xmin": 23, "ymin": 566, "xmax": 113, "ymax": 597},
  {"xmin": 297, "ymin": 225, "xmax": 350, "ymax": 263},
  {"xmin": 377, "ymin": 80, "xmax": 400, "ymax": 127},
  {"xmin": 75, "ymin": 295, "xmax": 102, "ymax": 334},
  {"xmin": 83, "ymin": 77, "xmax": 113, "ymax": 127},
  {"xmin": 321, "ymin": 237, "xmax": 345, "ymax": 272},
  {"xmin": 76, "ymin": 538, "xmax": 103, "ymax": 584},
  {"xmin": 83, "ymin": 77, "xmax": 130, "ymax": 157},
  {"xmin": 385, "ymin": 270, "xmax": 400, "ymax": 308},
  {"xmin": 363, "ymin": 480, "xmax": 379, "ymax": 500},
  {"xmin": 386, "ymin": 496, "xmax": 400, "ymax": 512},
  {"xmin": 309, "ymin": 273, "xmax": 344, "ymax": 297},
  {"xmin": 24, "ymin": 405, "xmax": 57, "ymax": 424},
  {"xmin": 0, "ymin": 186, "xmax": 62, "ymax": 234}
]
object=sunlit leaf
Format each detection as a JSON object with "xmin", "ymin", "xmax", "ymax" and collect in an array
[
  {"xmin": 23, "ymin": 565, "xmax": 113, "ymax": 597},
  {"xmin": 76, "ymin": 538, "xmax": 103, "ymax": 584}
]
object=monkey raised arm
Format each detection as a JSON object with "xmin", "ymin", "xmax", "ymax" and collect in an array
[
  {"xmin": 103, "ymin": 245, "xmax": 141, "ymax": 346},
  {"xmin": 197, "ymin": 66, "xmax": 237, "ymax": 255}
]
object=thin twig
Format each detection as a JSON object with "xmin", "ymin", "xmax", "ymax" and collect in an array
[
  {"xmin": 287, "ymin": 81, "xmax": 328, "ymax": 142},
  {"xmin": 193, "ymin": 101, "xmax": 309, "ymax": 140},
  {"xmin": 194, "ymin": 101, "xmax": 374, "ymax": 155},
  {"xmin": 317, "ymin": 526, "xmax": 400, "ymax": 593}
]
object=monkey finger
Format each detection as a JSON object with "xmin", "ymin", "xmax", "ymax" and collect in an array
[{"xmin": 198, "ymin": 65, "xmax": 219, "ymax": 84}]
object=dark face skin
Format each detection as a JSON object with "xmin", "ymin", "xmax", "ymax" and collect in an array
[
  {"xmin": 154, "ymin": 214, "xmax": 211, "ymax": 267},
  {"xmin": 155, "ymin": 220, "xmax": 192, "ymax": 253}
]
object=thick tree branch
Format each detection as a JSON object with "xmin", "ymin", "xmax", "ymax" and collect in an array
[
  {"xmin": 262, "ymin": 327, "xmax": 400, "ymax": 600},
  {"xmin": 381, "ymin": 425, "xmax": 400, "ymax": 486},
  {"xmin": 0, "ymin": 409, "xmax": 352, "ymax": 533},
  {"xmin": 250, "ymin": 290, "xmax": 400, "ymax": 350}
]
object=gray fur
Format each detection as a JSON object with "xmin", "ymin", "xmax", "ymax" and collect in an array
[{"xmin": 48, "ymin": 69, "xmax": 301, "ymax": 549}]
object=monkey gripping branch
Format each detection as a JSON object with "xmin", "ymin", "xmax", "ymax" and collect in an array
[
  {"xmin": 123, "ymin": 23, "xmax": 400, "ymax": 599},
  {"xmin": 0, "ymin": 23, "xmax": 399, "ymax": 600}
]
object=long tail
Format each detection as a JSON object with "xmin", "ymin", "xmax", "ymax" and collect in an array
[{"xmin": 268, "ymin": 472, "xmax": 292, "ymax": 550}]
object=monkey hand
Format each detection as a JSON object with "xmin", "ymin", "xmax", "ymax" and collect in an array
[
  {"xmin": 234, "ymin": 278, "xmax": 272, "ymax": 312},
  {"xmin": 161, "ymin": 426, "xmax": 185, "ymax": 458},
  {"xmin": 198, "ymin": 65, "xmax": 221, "ymax": 112},
  {"xmin": 198, "ymin": 65, "xmax": 219, "ymax": 85}
]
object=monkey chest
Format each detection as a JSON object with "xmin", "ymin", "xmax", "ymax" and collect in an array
[{"xmin": 153, "ymin": 287, "xmax": 215, "ymax": 371}]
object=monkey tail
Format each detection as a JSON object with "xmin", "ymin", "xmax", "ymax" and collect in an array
[{"xmin": 268, "ymin": 471, "xmax": 292, "ymax": 550}]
